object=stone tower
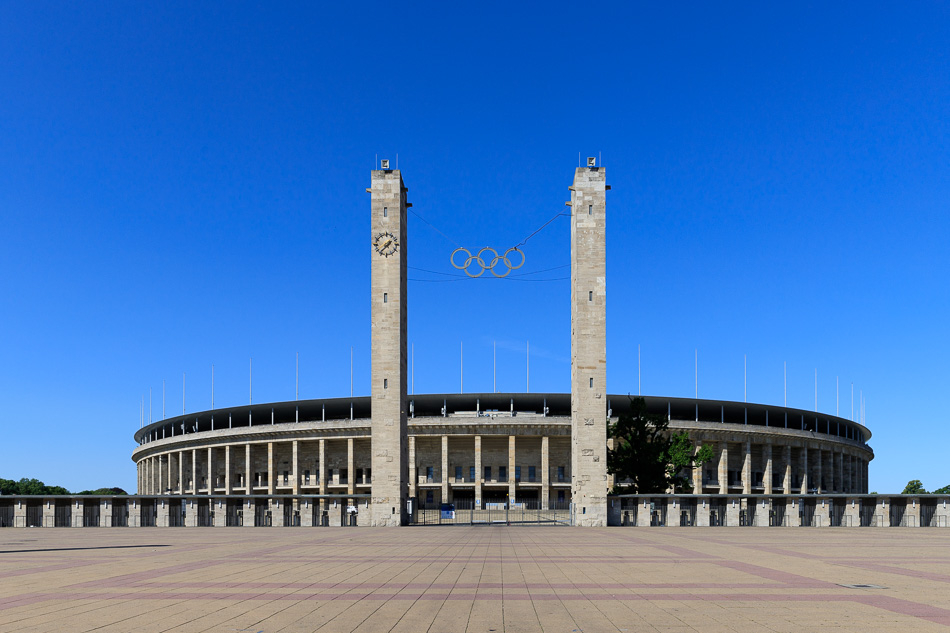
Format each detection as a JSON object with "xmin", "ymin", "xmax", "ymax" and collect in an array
[
  {"xmin": 369, "ymin": 165, "xmax": 408, "ymax": 526},
  {"xmin": 570, "ymin": 162, "xmax": 608, "ymax": 527}
]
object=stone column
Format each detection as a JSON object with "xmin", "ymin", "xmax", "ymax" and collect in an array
[
  {"xmin": 245, "ymin": 444, "xmax": 251, "ymax": 492},
  {"xmin": 441, "ymin": 435, "xmax": 449, "ymax": 504},
  {"xmin": 763, "ymin": 443, "xmax": 773, "ymax": 495},
  {"xmin": 347, "ymin": 438, "xmax": 354, "ymax": 496},
  {"xmin": 474, "ymin": 435, "xmax": 482, "ymax": 508},
  {"xmin": 178, "ymin": 451, "xmax": 184, "ymax": 494},
  {"xmin": 408, "ymin": 436, "xmax": 417, "ymax": 500},
  {"xmin": 292, "ymin": 440, "xmax": 299, "ymax": 495},
  {"xmin": 836, "ymin": 452, "xmax": 844, "ymax": 494},
  {"xmin": 225, "ymin": 446, "xmax": 232, "ymax": 495},
  {"xmin": 570, "ymin": 163, "xmax": 608, "ymax": 526},
  {"xmin": 741, "ymin": 441, "xmax": 752, "ymax": 494},
  {"xmin": 692, "ymin": 441, "xmax": 703, "ymax": 493},
  {"xmin": 319, "ymin": 439, "xmax": 326, "ymax": 516},
  {"xmin": 541, "ymin": 436, "xmax": 550, "ymax": 509},
  {"xmin": 369, "ymin": 166, "xmax": 409, "ymax": 527},
  {"xmin": 159, "ymin": 455, "xmax": 167, "ymax": 495},
  {"xmin": 718, "ymin": 443, "xmax": 728, "ymax": 494},
  {"xmin": 267, "ymin": 442, "xmax": 274, "ymax": 495},
  {"xmin": 508, "ymin": 435, "xmax": 517, "ymax": 504},
  {"xmin": 815, "ymin": 446, "xmax": 823, "ymax": 493},
  {"xmin": 191, "ymin": 449, "xmax": 197, "ymax": 494},
  {"xmin": 799, "ymin": 446, "xmax": 809, "ymax": 493},
  {"xmin": 783, "ymin": 446, "xmax": 792, "ymax": 493},
  {"xmin": 208, "ymin": 448, "xmax": 214, "ymax": 495}
]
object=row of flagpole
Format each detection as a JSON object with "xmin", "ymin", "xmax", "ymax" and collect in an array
[{"xmin": 140, "ymin": 346, "xmax": 868, "ymax": 428}]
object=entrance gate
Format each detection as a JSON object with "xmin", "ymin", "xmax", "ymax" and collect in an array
[
  {"xmin": 889, "ymin": 499, "xmax": 907, "ymax": 527},
  {"xmin": 83, "ymin": 500, "xmax": 100, "ymax": 527},
  {"xmin": 859, "ymin": 498, "xmax": 876, "ymax": 526},
  {"xmin": 770, "ymin": 500, "xmax": 786, "ymax": 526},
  {"xmin": 112, "ymin": 500, "xmax": 128, "ymax": 527},
  {"xmin": 921, "ymin": 500, "xmax": 938, "ymax": 527},
  {"xmin": 197, "ymin": 500, "xmax": 212, "ymax": 526},
  {"xmin": 0, "ymin": 501, "xmax": 13, "ymax": 527},
  {"xmin": 709, "ymin": 498, "xmax": 727, "ymax": 526},
  {"xmin": 168, "ymin": 500, "xmax": 183, "ymax": 527},
  {"xmin": 226, "ymin": 500, "xmax": 243, "ymax": 526},
  {"xmin": 414, "ymin": 500, "xmax": 571, "ymax": 525},
  {"xmin": 800, "ymin": 499, "xmax": 816, "ymax": 527},
  {"xmin": 54, "ymin": 501, "xmax": 71, "ymax": 527},
  {"xmin": 26, "ymin": 501, "xmax": 42, "ymax": 527},
  {"xmin": 140, "ymin": 500, "xmax": 156, "ymax": 527},
  {"xmin": 254, "ymin": 499, "xmax": 270, "ymax": 526},
  {"xmin": 679, "ymin": 499, "xmax": 696, "ymax": 526}
]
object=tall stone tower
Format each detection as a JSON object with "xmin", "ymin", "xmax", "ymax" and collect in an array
[
  {"xmin": 369, "ymin": 164, "xmax": 408, "ymax": 526},
  {"xmin": 570, "ymin": 161, "xmax": 608, "ymax": 527}
]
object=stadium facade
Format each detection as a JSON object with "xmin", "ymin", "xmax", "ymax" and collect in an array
[{"xmin": 131, "ymin": 162, "xmax": 874, "ymax": 527}]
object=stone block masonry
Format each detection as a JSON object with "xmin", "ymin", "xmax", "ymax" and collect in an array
[
  {"xmin": 570, "ymin": 164, "xmax": 608, "ymax": 526},
  {"xmin": 369, "ymin": 168, "xmax": 409, "ymax": 526}
]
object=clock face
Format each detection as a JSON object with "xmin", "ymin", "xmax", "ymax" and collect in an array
[{"xmin": 373, "ymin": 231, "xmax": 399, "ymax": 257}]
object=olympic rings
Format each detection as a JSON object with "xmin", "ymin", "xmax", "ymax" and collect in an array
[{"xmin": 451, "ymin": 247, "xmax": 526, "ymax": 278}]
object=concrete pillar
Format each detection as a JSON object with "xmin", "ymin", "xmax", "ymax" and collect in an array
[
  {"xmin": 692, "ymin": 441, "xmax": 703, "ymax": 493},
  {"xmin": 191, "ymin": 449, "xmax": 197, "ymax": 494},
  {"xmin": 319, "ymin": 439, "xmax": 326, "ymax": 515},
  {"xmin": 408, "ymin": 435, "xmax": 417, "ymax": 500},
  {"xmin": 267, "ymin": 442, "xmax": 274, "ymax": 495},
  {"xmin": 816, "ymin": 446, "xmax": 823, "ymax": 493},
  {"xmin": 225, "ymin": 446, "xmax": 232, "ymax": 495},
  {"xmin": 441, "ymin": 435, "xmax": 449, "ymax": 503},
  {"xmin": 763, "ymin": 443, "xmax": 773, "ymax": 495},
  {"xmin": 783, "ymin": 446, "xmax": 792, "ymax": 493},
  {"xmin": 718, "ymin": 443, "xmax": 728, "ymax": 494},
  {"xmin": 741, "ymin": 441, "xmax": 751, "ymax": 494},
  {"xmin": 178, "ymin": 451, "xmax": 184, "ymax": 494},
  {"xmin": 541, "ymin": 436, "xmax": 550, "ymax": 509},
  {"xmin": 570, "ymin": 163, "xmax": 608, "ymax": 526},
  {"xmin": 508, "ymin": 435, "xmax": 517, "ymax": 504},
  {"xmin": 207, "ymin": 447, "xmax": 214, "ymax": 495},
  {"xmin": 347, "ymin": 438, "xmax": 354, "ymax": 496},
  {"xmin": 836, "ymin": 452, "xmax": 844, "ymax": 494},
  {"xmin": 800, "ymin": 446, "xmax": 809, "ymax": 494},
  {"xmin": 474, "ymin": 435, "xmax": 482, "ymax": 508},
  {"xmin": 159, "ymin": 455, "xmax": 167, "ymax": 494},
  {"xmin": 292, "ymin": 440, "xmax": 299, "ymax": 495},
  {"xmin": 369, "ymin": 166, "xmax": 409, "ymax": 527},
  {"xmin": 245, "ymin": 444, "xmax": 251, "ymax": 492}
]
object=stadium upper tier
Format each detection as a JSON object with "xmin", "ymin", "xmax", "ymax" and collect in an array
[{"xmin": 134, "ymin": 393, "xmax": 871, "ymax": 447}]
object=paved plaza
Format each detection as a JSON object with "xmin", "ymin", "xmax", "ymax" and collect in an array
[{"xmin": 1, "ymin": 526, "xmax": 949, "ymax": 632}]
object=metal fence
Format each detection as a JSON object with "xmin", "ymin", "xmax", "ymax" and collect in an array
[{"xmin": 414, "ymin": 500, "xmax": 572, "ymax": 526}]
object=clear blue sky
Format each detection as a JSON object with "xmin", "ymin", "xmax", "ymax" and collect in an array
[{"xmin": 2, "ymin": 2, "xmax": 948, "ymax": 494}]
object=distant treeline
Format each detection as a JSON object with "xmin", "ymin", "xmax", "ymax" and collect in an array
[{"xmin": 0, "ymin": 478, "xmax": 127, "ymax": 496}]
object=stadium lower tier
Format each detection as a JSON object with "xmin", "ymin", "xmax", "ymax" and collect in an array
[{"xmin": 132, "ymin": 394, "xmax": 874, "ymax": 503}]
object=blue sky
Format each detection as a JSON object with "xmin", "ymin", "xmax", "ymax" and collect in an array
[{"xmin": 1, "ymin": 2, "xmax": 948, "ymax": 494}]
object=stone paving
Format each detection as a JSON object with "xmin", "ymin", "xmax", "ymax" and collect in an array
[{"xmin": 1, "ymin": 526, "xmax": 949, "ymax": 632}]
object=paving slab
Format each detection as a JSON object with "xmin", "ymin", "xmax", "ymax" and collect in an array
[{"xmin": 1, "ymin": 526, "xmax": 949, "ymax": 632}]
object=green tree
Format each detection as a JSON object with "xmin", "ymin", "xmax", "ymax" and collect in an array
[
  {"xmin": 931, "ymin": 485, "xmax": 950, "ymax": 495},
  {"xmin": 75, "ymin": 487, "xmax": 127, "ymax": 496},
  {"xmin": 902, "ymin": 479, "xmax": 927, "ymax": 494},
  {"xmin": 608, "ymin": 397, "xmax": 713, "ymax": 493},
  {"xmin": 0, "ymin": 478, "xmax": 17, "ymax": 495}
]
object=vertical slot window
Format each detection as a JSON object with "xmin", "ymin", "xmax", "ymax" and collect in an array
[{"xmin": 383, "ymin": 207, "xmax": 388, "ymax": 217}]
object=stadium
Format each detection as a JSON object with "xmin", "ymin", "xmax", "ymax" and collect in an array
[{"xmin": 131, "ymin": 162, "xmax": 874, "ymax": 527}]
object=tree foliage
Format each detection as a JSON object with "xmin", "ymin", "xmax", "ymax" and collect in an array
[
  {"xmin": 902, "ymin": 479, "xmax": 927, "ymax": 494},
  {"xmin": 74, "ymin": 487, "xmax": 127, "ymax": 496},
  {"xmin": 933, "ymin": 485, "xmax": 950, "ymax": 495},
  {"xmin": 607, "ymin": 397, "xmax": 713, "ymax": 493},
  {"xmin": 0, "ymin": 477, "xmax": 125, "ymax": 495}
]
